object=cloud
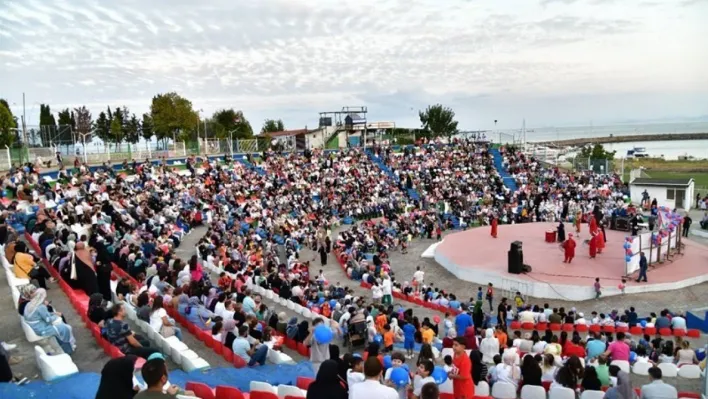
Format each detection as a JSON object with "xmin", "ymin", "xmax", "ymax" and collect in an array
[{"xmin": 0, "ymin": 0, "xmax": 705, "ymax": 129}]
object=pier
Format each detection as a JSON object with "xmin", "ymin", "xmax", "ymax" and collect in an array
[{"xmin": 533, "ymin": 132, "xmax": 708, "ymax": 147}]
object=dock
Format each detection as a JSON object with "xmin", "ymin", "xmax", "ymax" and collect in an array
[{"xmin": 533, "ymin": 132, "xmax": 708, "ymax": 147}]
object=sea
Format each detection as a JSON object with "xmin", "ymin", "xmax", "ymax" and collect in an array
[{"xmin": 494, "ymin": 121, "xmax": 708, "ymax": 160}]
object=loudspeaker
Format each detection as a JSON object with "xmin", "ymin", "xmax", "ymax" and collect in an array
[{"xmin": 508, "ymin": 240, "xmax": 524, "ymax": 274}]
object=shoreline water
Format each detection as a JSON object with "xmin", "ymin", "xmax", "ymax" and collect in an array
[{"xmin": 532, "ymin": 132, "xmax": 708, "ymax": 146}]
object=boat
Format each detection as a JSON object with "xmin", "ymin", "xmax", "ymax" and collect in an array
[{"xmin": 626, "ymin": 146, "xmax": 649, "ymax": 158}]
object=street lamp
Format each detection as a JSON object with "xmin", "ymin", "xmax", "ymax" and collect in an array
[{"xmin": 78, "ymin": 132, "xmax": 91, "ymax": 164}]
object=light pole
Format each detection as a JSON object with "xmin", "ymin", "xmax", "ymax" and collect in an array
[{"xmin": 79, "ymin": 132, "xmax": 91, "ymax": 164}]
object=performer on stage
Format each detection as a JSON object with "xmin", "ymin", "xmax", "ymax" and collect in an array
[
  {"xmin": 589, "ymin": 215, "xmax": 604, "ymax": 255},
  {"xmin": 557, "ymin": 221, "xmax": 566, "ymax": 243},
  {"xmin": 562, "ymin": 233, "xmax": 576, "ymax": 263},
  {"xmin": 574, "ymin": 211, "xmax": 582, "ymax": 234},
  {"xmin": 490, "ymin": 215, "xmax": 498, "ymax": 239},
  {"xmin": 589, "ymin": 227, "xmax": 598, "ymax": 259}
]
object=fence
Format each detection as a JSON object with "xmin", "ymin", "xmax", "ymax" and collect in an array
[{"xmin": 567, "ymin": 157, "xmax": 618, "ymax": 174}]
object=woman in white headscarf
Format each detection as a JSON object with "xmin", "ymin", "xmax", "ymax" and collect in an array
[
  {"xmin": 494, "ymin": 350, "xmax": 521, "ymax": 389},
  {"xmin": 23, "ymin": 288, "xmax": 76, "ymax": 354},
  {"xmin": 480, "ymin": 328, "xmax": 500, "ymax": 364}
]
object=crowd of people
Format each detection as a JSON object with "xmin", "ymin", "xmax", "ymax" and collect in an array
[{"xmin": 0, "ymin": 141, "xmax": 702, "ymax": 398}]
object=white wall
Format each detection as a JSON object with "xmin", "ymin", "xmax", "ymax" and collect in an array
[{"xmin": 630, "ymin": 185, "xmax": 672, "ymax": 208}]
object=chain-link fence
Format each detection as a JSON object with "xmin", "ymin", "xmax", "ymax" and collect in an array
[{"xmin": 566, "ymin": 157, "xmax": 618, "ymax": 174}]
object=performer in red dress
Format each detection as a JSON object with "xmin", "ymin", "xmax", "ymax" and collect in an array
[
  {"xmin": 589, "ymin": 230, "xmax": 598, "ymax": 259},
  {"xmin": 589, "ymin": 215, "xmax": 604, "ymax": 255},
  {"xmin": 562, "ymin": 233, "xmax": 576, "ymax": 263},
  {"xmin": 490, "ymin": 215, "xmax": 498, "ymax": 238}
]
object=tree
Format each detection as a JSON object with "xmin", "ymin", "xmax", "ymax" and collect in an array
[
  {"xmin": 418, "ymin": 104, "xmax": 459, "ymax": 138},
  {"xmin": 580, "ymin": 144, "xmax": 616, "ymax": 160},
  {"xmin": 261, "ymin": 119, "xmax": 285, "ymax": 134},
  {"xmin": 124, "ymin": 113, "xmax": 140, "ymax": 144},
  {"xmin": 93, "ymin": 111, "xmax": 110, "ymax": 145},
  {"xmin": 56, "ymin": 108, "xmax": 75, "ymax": 144},
  {"xmin": 39, "ymin": 104, "xmax": 57, "ymax": 147},
  {"xmin": 149, "ymin": 92, "xmax": 199, "ymax": 142},
  {"xmin": 111, "ymin": 107, "xmax": 125, "ymax": 145},
  {"xmin": 212, "ymin": 109, "xmax": 253, "ymax": 140},
  {"xmin": 0, "ymin": 102, "xmax": 15, "ymax": 147},
  {"xmin": 141, "ymin": 113, "xmax": 153, "ymax": 142},
  {"xmin": 73, "ymin": 106, "xmax": 92, "ymax": 143},
  {"xmin": 110, "ymin": 117, "xmax": 122, "ymax": 147}
]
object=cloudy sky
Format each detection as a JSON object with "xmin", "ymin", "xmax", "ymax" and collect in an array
[{"xmin": 1, "ymin": 0, "xmax": 707, "ymax": 132}]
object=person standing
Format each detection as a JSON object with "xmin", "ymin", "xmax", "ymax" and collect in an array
[
  {"xmin": 589, "ymin": 230, "xmax": 598, "ymax": 259},
  {"xmin": 485, "ymin": 283, "xmax": 494, "ymax": 312},
  {"xmin": 682, "ymin": 214, "xmax": 692, "ymax": 237},
  {"xmin": 490, "ymin": 216, "xmax": 498, "ymax": 239},
  {"xmin": 350, "ymin": 358, "xmax": 399, "ymax": 399},
  {"xmin": 636, "ymin": 252, "xmax": 648, "ymax": 283},
  {"xmin": 496, "ymin": 298, "xmax": 508, "ymax": 329},
  {"xmin": 448, "ymin": 337, "xmax": 475, "ymax": 399},
  {"xmin": 593, "ymin": 278, "xmax": 602, "ymax": 300},
  {"xmin": 556, "ymin": 221, "xmax": 565, "ymax": 243},
  {"xmin": 562, "ymin": 233, "xmax": 576, "ymax": 263},
  {"xmin": 305, "ymin": 318, "xmax": 331, "ymax": 374}
]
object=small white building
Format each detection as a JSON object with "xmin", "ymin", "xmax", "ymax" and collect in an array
[{"xmin": 630, "ymin": 177, "xmax": 695, "ymax": 210}]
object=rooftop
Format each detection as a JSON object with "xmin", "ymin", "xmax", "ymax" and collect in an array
[{"xmin": 630, "ymin": 177, "xmax": 693, "ymax": 186}]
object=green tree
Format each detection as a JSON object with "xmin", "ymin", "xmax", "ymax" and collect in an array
[
  {"xmin": 110, "ymin": 117, "xmax": 122, "ymax": 147},
  {"xmin": 56, "ymin": 108, "xmax": 75, "ymax": 144},
  {"xmin": 39, "ymin": 104, "xmax": 57, "ymax": 147},
  {"xmin": 124, "ymin": 113, "xmax": 140, "ymax": 144},
  {"xmin": 0, "ymin": 99, "xmax": 18, "ymax": 146},
  {"xmin": 0, "ymin": 102, "xmax": 16, "ymax": 147},
  {"xmin": 580, "ymin": 144, "xmax": 616, "ymax": 160},
  {"xmin": 149, "ymin": 92, "xmax": 199, "ymax": 142},
  {"xmin": 212, "ymin": 109, "xmax": 253, "ymax": 140},
  {"xmin": 111, "ymin": 107, "xmax": 125, "ymax": 145},
  {"xmin": 73, "ymin": 106, "xmax": 92, "ymax": 142},
  {"xmin": 261, "ymin": 119, "xmax": 285, "ymax": 134},
  {"xmin": 93, "ymin": 111, "xmax": 110, "ymax": 144},
  {"xmin": 141, "ymin": 113, "xmax": 153, "ymax": 142},
  {"xmin": 418, "ymin": 104, "xmax": 459, "ymax": 139}
]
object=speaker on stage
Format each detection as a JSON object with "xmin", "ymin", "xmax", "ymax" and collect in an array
[{"xmin": 508, "ymin": 240, "xmax": 524, "ymax": 274}]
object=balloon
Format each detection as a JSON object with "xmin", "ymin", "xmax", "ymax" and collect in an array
[
  {"xmin": 390, "ymin": 367, "xmax": 410, "ymax": 387},
  {"xmin": 640, "ymin": 320, "xmax": 647, "ymax": 327},
  {"xmin": 626, "ymin": 249, "xmax": 632, "ymax": 256},
  {"xmin": 629, "ymin": 351, "xmax": 637, "ymax": 363},
  {"xmin": 433, "ymin": 316, "xmax": 441, "ymax": 324},
  {"xmin": 623, "ymin": 243, "xmax": 631, "ymax": 249},
  {"xmin": 314, "ymin": 325, "xmax": 333, "ymax": 344},
  {"xmin": 318, "ymin": 297, "xmax": 325, "ymax": 304},
  {"xmin": 432, "ymin": 366, "xmax": 448, "ymax": 384},
  {"xmin": 383, "ymin": 355, "xmax": 392, "ymax": 369},
  {"xmin": 374, "ymin": 334, "xmax": 383, "ymax": 344},
  {"xmin": 696, "ymin": 348, "xmax": 706, "ymax": 362},
  {"xmin": 329, "ymin": 299, "xmax": 337, "ymax": 308},
  {"xmin": 625, "ymin": 255, "xmax": 632, "ymax": 262}
]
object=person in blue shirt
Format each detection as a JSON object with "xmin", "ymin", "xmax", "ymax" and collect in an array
[
  {"xmin": 585, "ymin": 332, "xmax": 607, "ymax": 361},
  {"xmin": 455, "ymin": 309, "xmax": 473, "ymax": 338},
  {"xmin": 403, "ymin": 320, "xmax": 416, "ymax": 359}
]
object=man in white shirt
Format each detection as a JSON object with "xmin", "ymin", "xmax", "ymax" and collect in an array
[
  {"xmin": 670, "ymin": 313, "xmax": 686, "ymax": 330},
  {"xmin": 641, "ymin": 367, "xmax": 678, "ymax": 399},
  {"xmin": 412, "ymin": 266, "xmax": 424, "ymax": 292},
  {"xmin": 242, "ymin": 289, "xmax": 257, "ymax": 315},
  {"xmin": 518, "ymin": 307, "xmax": 535, "ymax": 324},
  {"xmin": 381, "ymin": 274, "xmax": 393, "ymax": 305},
  {"xmin": 351, "ymin": 357, "xmax": 399, "ymax": 399}
]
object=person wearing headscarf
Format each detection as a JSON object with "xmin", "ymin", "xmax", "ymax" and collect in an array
[
  {"xmin": 495, "ymin": 351, "xmax": 521, "ymax": 389},
  {"xmin": 472, "ymin": 300, "xmax": 484, "ymax": 329},
  {"xmin": 94, "ymin": 355, "xmax": 140, "ymax": 399},
  {"xmin": 17, "ymin": 284, "xmax": 38, "ymax": 316},
  {"xmin": 286, "ymin": 317, "xmax": 299, "ymax": 339},
  {"xmin": 88, "ymin": 292, "xmax": 111, "ymax": 325},
  {"xmin": 12, "ymin": 241, "xmax": 52, "ymax": 289},
  {"xmin": 93, "ymin": 238, "xmax": 114, "ymax": 301},
  {"xmin": 23, "ymin": 288, "xmax": 76, "ymax": 354},
  {"xmin": 464, "ymin": 326, "xmax": 479, "ymax": 351},
  {"xmin": 276, "ymin": 312, "xmax": 288, "ymax": 335},
  {"xmin": 604, "ymin": 370, "xmax": 636, "ymax": 399},
  {"xmin": 204, "ymin": 288, "xmax": 218, "ymax": 312},
  {"xmin": 221, "ymin": 319, "xmax": 238, "ymax": 349},
  {"xmin": 306, "ymin": 359, "xmax": 347, "ymax": 399},
  {"xmin": 480, "ymin": 328, "xmax": 499, "ymax": 364},
  {"xmin": 296, "ymin": 320, "xmax": 310, "ymax": 343},
  {"xmin": 71, "ymin": 242, "xmax": 99, "ymax": 295}
]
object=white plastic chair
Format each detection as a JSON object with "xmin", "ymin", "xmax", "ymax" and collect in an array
[
  {"xmin": 580, "ymin": 390, "xmax": 605, "ymax": 399},
  {"xmin": 286, "ymin": 300, "xmax": 295, "ymax": 310},
  {"xmin": 491, "ymin": 381, "xmax": 517, "ymax": 399},
  {"xmin": 658, "ymin": 362, "xmax": 678, "ymax": 378},
  {"xmin": 611, "ymin": 360, "xmax": 630, "ymax": 374},
  {"xmin": 549, "ymin": 386, "xmax": 576, "ymax": 399},
  {"xmin": 182, "ymin": 356, "xmax": 209, "ymax": 372},
  {"xmin": 301, "ymin": 308, "xmax": 312, "ymax": 319},
  {"xmin": 441, "ymin": 347, "xmax": 454, "ymax": 360},
  {"xmin": 476, "ymin": 381, "xmax": 490, "ymax": 396},
  {"xmin": 21, "ymin": 319, "xmax": 49, "ymax": 343},
  {"xmin": 632, "ymin": 361, "xmax": 651, "ymax": 376},
  {"xmin": 250, "ymin": 381, "xmax": 278, "ymax": 395},
  {"xmin": 34, "ymin": 345, "xmax": 79, "ymax": 381},
  {"xmin": 277, "ymin": 384, "xmax": 306, "ymax": 398},
  {"xmin": 677, "ymin": 364, "xmax": 700, "ymax": 379},
  {"xmin": 293, "ymin": 304, "xmax": 304, "ymax": 314},
  {"xmin": 265, "ymin": 290, "xmax": 274, "ymax": 299},
  {"xmin": 520, "ymin": 385, "xmax": 546, "ymax": 399}
]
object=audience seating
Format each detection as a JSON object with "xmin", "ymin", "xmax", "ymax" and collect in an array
[
  {"xmin": 276, "ymin": 385, "xmax": 306, "ymax": 398},
  {"xmin": 579, "ymin": 391, "xmax": 605, "ymax": 399},
  {"xmin": 186, "ymin": 382, "xmax": 216, "ymax": 399},
  {"xmin": 215, "ymin": 385, "xmax": 249, "ymax": 399},
  {"xmin": 34, "ymin": 345, "xmax": 79, "ymax": 381},
  {"xmin": 548, "ymin": 387, "xmax": 576, "ymax": 399},
  {"xmin": 657, "ymin": 362, "xmax": 678, "ymax": 378},
  {"xmin": 520, "ymin": 385, "xmax": 546, "ymax": 399},
  {"xmin": 491, "ymin": 381, "xmax": 516, "ymax": 399},
  {"xmin": 677, "ymin": 364, "xmax": 701, "ymax": 379}
]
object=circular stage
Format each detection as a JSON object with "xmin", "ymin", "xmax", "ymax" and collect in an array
[{"xmin": 433, "ymin": 222, "xmax": 708, "ymax": 300}]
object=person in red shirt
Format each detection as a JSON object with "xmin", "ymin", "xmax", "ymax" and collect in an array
[
  {"xmin": 448, "ymin": 337, "xmax": 475, "ymax": 399},
  {"xmin": 563, "ymin": 335, "xmax": 586, "ymax": 358},
  {"xmin": 490, "ymin": 215, "xmax": 498, "ymax": 238},
  {"xmin": 562, "ymin": 234, "xmax": 576, "ymax": 263}
]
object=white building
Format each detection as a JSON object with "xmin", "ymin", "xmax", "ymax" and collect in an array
[{"xmin": 629, "ymin": 177, "xmax": 695, "ymax": 210}]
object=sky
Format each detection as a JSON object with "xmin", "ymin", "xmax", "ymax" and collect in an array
[{"xmin": 1, "ymin": 0, "xmax": 707, "ymax": 132}]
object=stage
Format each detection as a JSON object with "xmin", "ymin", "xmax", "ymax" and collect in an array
[{"xmin": 432, "ymin": 223, "xmax": 708, "ymax": 300}]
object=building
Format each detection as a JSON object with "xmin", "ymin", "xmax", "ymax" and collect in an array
[{"xmin": 629, "ymin": 177, "xmax": 695, "ymax": 210}]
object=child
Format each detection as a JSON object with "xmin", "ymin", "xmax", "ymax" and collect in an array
[
  {"xmin": 347, "ymin": 356, "xmax": 365, "ymax": 396},
  {"xmin": 384, "ymin": 352, "xmax": 409, "ymax": 399},
  {"xmin": 488, "ymin": 354, "xmax": 502, "ymax": 384},
  {"xmin": 383, "ymin": 324, "xmax": 395, "ymax": 352},
  {"xmin": 594, "ymin": 278, "xmax": 602, "ymax": 299},
  {"xmin": 403, "ymin": 320, "xmax": 416, "ymax": 359},
  {"xmin": 414, "ymin": 359, "xmax": 436, "ymax": 399},
  {"xmin": 514, "ymin": 291, "xmax": 524, "ymax": 312},
  {"xmin": 476, "ymin": 287, "xmax": 483, "ymax": 301},
  {"xmin": 618, "ymin": 279, "xmax": 626, "ymax": 295},
  {"xmin": 421, "ymin": 324, "xmax": 434, "ymax": 345},
  {"xmin": 442, "ymin": 355, "xmax": 454, "ymax": 373}
]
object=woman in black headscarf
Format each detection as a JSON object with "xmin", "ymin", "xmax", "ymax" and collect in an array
[
  {"xmin": 306, "ymin": 359, "xmax": 347, "ymax": 399},
  {"xmin": 87, "ymin": 293, "xmax": 110, "ymax": 325},
  {"xmin": 94, "ymin": 238, "xmax": 113, "ymax": 301},
  {"xmin": 94, "ymin": 355, "xmax": 139, "ymax": 399}
]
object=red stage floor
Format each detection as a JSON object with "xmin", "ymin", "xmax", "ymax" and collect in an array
[{"xmin": 433, "ymin": 223, "xmax": 708, "ymax": 300}]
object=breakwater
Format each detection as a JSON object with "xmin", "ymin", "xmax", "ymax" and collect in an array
[{"xmin": 534, "ymin": 132, "xmax": 708, "ymax": 147}]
